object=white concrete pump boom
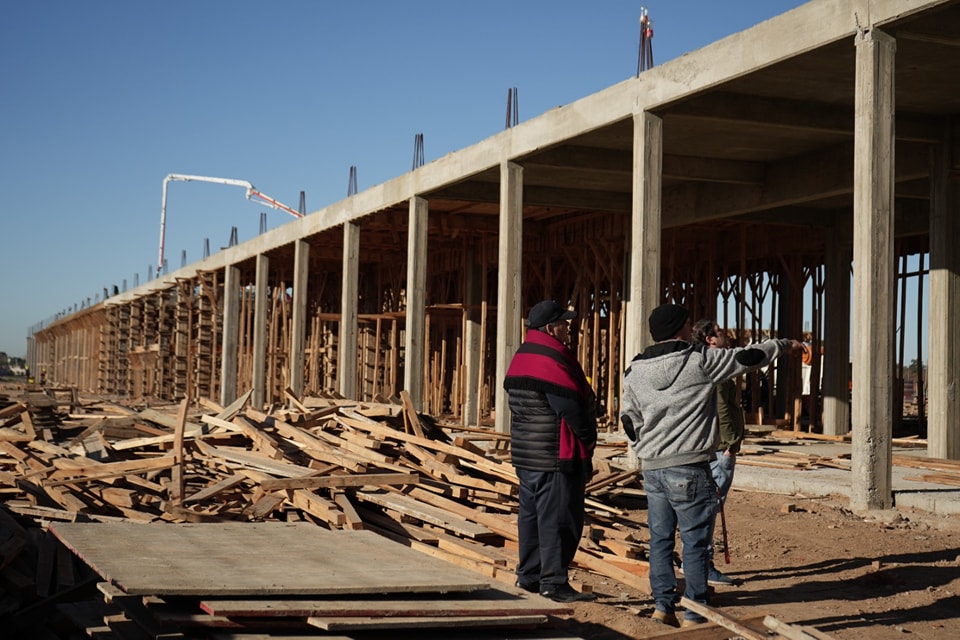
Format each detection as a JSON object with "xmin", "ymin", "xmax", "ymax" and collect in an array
[{"xmin": 157, "ymin": 173, "xmax": 303, "ymax": 276}]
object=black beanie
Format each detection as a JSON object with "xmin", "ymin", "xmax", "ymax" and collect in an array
[{"xmin": 648, "ymin": 304, "xmax": 689, "ymax": 341}]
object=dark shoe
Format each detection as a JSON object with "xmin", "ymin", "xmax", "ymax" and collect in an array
[
  {"xmin": 515, "ymin": 579, "xmax": 540, "ymax": 593},
  {"xmin": 651, "ymin": 609, "xmax": 680, "ymax": 627},
  {"xmin": 681, "ymin": 615, "xmax": 708, "ymax": 627},
  {"xmin": 539, "ymin": 583, "xmax": 597, "ymax": 603},
  {"xmin": 707, "ymin": 566, "xmax": 735, "ymax": 586}
]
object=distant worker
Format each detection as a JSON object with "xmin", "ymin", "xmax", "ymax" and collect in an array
[
  {"xmin": 503, "ymin": 299, "xmax": 598, "ymax": 603},
  {"xmin": 620, "ymin": 304, "xmax": 803, "ymax": 627}
]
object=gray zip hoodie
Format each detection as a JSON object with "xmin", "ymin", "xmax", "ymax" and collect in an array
[{"xmin": 620, "ymin": 338, "xmax": 790, "ymax": 471}]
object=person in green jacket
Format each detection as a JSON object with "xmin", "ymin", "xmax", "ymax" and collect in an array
[{"xmin": 692, "ymin": 318, "xmax": 744, "ymax": 587}]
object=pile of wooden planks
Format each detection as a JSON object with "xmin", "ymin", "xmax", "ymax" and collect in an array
[
  {"xmin": 895, "ymin": 454, "xmax": 960, "ymax": 487},
  {"xmin": 0, "ymin": 387, "xmax": 649, "ymax": 638}
]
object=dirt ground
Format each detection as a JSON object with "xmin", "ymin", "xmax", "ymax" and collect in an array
[
  {"xmin": 4, "ymin": 381, "xmax": 958, "ymax": 639},
  {"xmin": 550, "ymin": 488, "xmax": 960, "ymax": 640}
]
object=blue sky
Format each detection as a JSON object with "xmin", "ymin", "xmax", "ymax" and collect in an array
[{"xmin": 3, "ymin": 1, "xmax": 825, "ymax": 358}]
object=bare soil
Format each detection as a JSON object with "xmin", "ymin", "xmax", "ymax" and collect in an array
[{"xmin": 553, "ymin": 489, "xmax": 960, "ymax": 640}]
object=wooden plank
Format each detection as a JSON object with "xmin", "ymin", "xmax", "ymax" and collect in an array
[
  {"xmin": 50, "ymin": 522, "xmax": 491, "ymax": 596},
  {"xmin": 339, "ymin": 412, "xmax": 514, "ymax": 473},
  {"xmin": 893, "ymin": 454, "xmax": 960, "ymax": 473},
  {"xmin": 44, "ymin": 455, "xmax": 176, "ymax": 487},
  {"xmin": 903, "ymin": 473, "xmax": 960, "ymax": 487},
  {"xmin": 286, "ymin": 489, "xmax": 346, "ymax": 527},
  {"xmin": 764, "ymin": 615, "xmax": 837, "ymax": 640},
  {"xmin": 184, "ymin": 474, "xmax": 246, "ymax": 504},
  {"xmin": 201, "ymin": 586, "xmax": 567, "ymax": 618},
  {"xmin": 355, "ymin": 490, "xmax": 494, "ymax": 539},
  {"xmin": 402, "ymin": 486, "xmax": 518, "ymax": 540},
  {"xmin": 0, "ymin": 427, "xmax": 32, "ymax": 442},
  {"xmin": 283, "ymin": 387, "xmax": 311, "ymax": 413},
  {"xmin": 642, "ymin": 614, "xmax": 771, "ymax": 639},
  {"xmin": 138, "ymin": 407, "xmax": 205, "ymax": 433},
  {"xmin": 399, "ymin": 389, "xmax": 426, "ymax": 437},
  {"xmin": 171, "ymin": 398, "xmax": 189, "ymax": 506},
  {"xmin": 216, "ymin": 389, "xmax": 253, "ymax": 421},
  {"xmin": 680, "ymin": 597, "xmax": 768, "ymax": 640},
  {"xmin": 260, "ymin": 472, "xmax": 418, "ymax": 492},
  {"xmin": 308, "ymin": 613, "xmax": 549, "ymax": 631},
  {"xmin": 242, "ymin": 411, "xmax": 373, "ymax": 473},
  {"xmin": 0, "ymin": 402, "xmax": 28, "ymax": 419},
  {"xmin": 332, "ymin": 492, "xmax": 364, "ymax": 530},
  {"xmin": 192, "ymin": 441, "xmax": 312, "ymax": 478},
  {"xmin": 572, "ymin": 549, "xmax": 651, "ymax": 594},
  {"xmin": 20, "ymin": 411, "xmax": 36, "ymax": 439}
]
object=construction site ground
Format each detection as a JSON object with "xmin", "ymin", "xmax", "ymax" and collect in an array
[
  {"xmin": 3, "ymin": 380, "xmax": 960, "ymax": 639},
  {"xmin": 556, "ymin": 436, "xmax": 960, "ymax": 640}
]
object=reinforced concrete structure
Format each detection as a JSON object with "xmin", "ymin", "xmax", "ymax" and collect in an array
[{"xmin": 28, "ymin": 0, "xmax": 960, "ymax": 512}]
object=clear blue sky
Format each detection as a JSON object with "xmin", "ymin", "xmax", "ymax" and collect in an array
[{"xmin": 3, "ymin": 1, "xmax": 821, "ymax": 359}]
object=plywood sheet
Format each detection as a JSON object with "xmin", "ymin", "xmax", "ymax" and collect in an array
[
  {"xmin": 308, "ymin": 613, "xmax": 549, "ymax": 631},
  {"xmin": 51, "ymin": 522, "xmax": 490, "ymax": 596},
  {"xmin": 200, "ymin": 585, "xmax": 572, "ymax": 618}
]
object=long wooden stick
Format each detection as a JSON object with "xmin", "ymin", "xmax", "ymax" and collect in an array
[{"xmin": 679, "ymin": 598, "xmax": 767, "ymax": 640}]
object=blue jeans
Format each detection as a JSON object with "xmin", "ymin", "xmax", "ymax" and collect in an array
[
  {"xmin": 709, "ymin": 451, "xmax": 737, "ymax": 561},
  {"xmin": 643, "ymin": 463, "xmax": 716, "ymax": 620}
]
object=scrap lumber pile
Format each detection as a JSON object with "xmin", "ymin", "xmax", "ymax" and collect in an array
[
  {"xmin": 0, "ymin": 388, "xmax": 648, "ymax": 638},
  {"xmin": 895, "ymin": 454, "xmax": 960, "ymax": 487},
  {"xmin": 736, "ymin": 446, "xmax": 852, "ymax": 471}
]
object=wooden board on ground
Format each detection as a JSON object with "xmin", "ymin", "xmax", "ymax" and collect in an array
[
  {"xmin": 50, "ymin": 522, "xmax": 491, "ymax": 596},
  {"xmin": 200, "ymin": 585, "xmax": 571, "ymax": 618},
  {"xmin": 308, "ymin": 613, "xmax": 550, "ymax": 631}
]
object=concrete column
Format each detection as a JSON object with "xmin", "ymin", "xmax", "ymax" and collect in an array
[
  {"xmin": 494, "ymin": 161, "xmax": 523, "ymax": 434},
  {"xmin": 219, "ymin": 265, "xmax": 240, "ymax": 407},
  {"xmin": 404, "ymin": 196, "xmax": 428, "ymax": 411},
  {"xmin": 625, "ymin": 110, "xmax": 663, "ymax": 362},
  {"xmin": 463, "ymin": 245, "xmax": 482, "ymax": 426},
  {"xmin": 822, "ymin": 226, "xmax": 852, "ymax": 436},
  {"xmin": 851, "ymin": 29, "xmax": 895, "ymax": 512},
  {"xmin": 252, "ymin": 255, "xmax": 269, "ymax": 409},
  {"xmin": 927, "ymin": 134, "xmax": 960, "ymax": 460},
  {"xmin": 339, "ymin": 222, "xmax": 360, "ymax": 399},
  {"xmin": 289, "ymin": 239, "xmax": 309, "ymax": 401}
]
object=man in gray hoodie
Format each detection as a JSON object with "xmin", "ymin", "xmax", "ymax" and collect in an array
[{"xmin": 620, "ymin": 303, "xmax": 802, "ymax": 627}]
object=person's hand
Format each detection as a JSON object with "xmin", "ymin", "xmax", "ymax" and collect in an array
[{"xmin": 786, "ymin": 339, "xmax": 806, "ymax": 355}]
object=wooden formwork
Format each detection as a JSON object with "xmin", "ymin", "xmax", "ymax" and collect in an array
[{"xmin": 29, "ymin": 217, "xmax": 931, "ymax": 434}]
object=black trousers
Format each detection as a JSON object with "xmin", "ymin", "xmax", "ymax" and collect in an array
[{"xmin": 515, "ymin": 468, "xmax": 586, "ymax": 588}]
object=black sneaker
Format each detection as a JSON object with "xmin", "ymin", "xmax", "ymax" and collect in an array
[
  {"xmin": 515, "ymin": 579, "xmax": 540, "ymax": 593},
  {"xmin": 539, "ymin": 583, "xmax": 597, "ymax": 603},
  {"xmin": 708, "ymin": 566, "xmax": 735, "ymax": 586}
]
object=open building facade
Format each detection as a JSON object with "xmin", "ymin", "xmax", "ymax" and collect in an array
[{"xmin": 28, "ymin": 0, "xmax": 960, "ymax": 512}]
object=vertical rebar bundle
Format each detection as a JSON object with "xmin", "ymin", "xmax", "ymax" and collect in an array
[
  {"xmin": 505, "ymin": 87, "xmax": 519, "ymax": 129},
  {"xmin": 637, "ymin": 7, "xmax": 654, "ymax": 76}
]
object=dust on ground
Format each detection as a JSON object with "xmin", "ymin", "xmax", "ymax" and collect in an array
[{"xmin": 553, "ymin": 488, "xmax": 960, "ymax": 639}]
